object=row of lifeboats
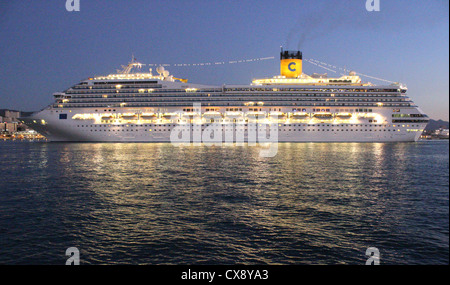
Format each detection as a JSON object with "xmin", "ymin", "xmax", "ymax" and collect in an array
[{"xmin": 101, "ymin": 112, "xmax": 356, "ymax": 121}]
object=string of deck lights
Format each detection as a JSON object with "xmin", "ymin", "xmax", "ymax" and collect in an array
[
  {"xmin": 146, "ymin": 56, "xmax": 276, "ymax": 67},
  {"xmin": 136, "ymin": 55, "xmax": 395, "ymax": 84},
  {"xmin": 304, "ymin": 58, "xmax": 396, "ymax": 84}
]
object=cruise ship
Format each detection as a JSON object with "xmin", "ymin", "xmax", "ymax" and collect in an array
[{"xmin": 21, "ymin": 50, "xmax": 429, "ymax": 142}]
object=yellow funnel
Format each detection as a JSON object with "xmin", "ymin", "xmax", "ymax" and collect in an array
[{"xmin": 280, "ymin": 50, "xmax": 302, "ymax": 78}]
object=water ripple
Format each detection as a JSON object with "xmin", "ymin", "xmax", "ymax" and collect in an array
[{"xmin": 0, "ymin": 141, "xmax": 448, "ymax": 264}]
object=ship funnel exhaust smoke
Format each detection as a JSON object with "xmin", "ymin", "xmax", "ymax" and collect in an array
[{"xmin": 284, "ymin": 0, "xmax": 351, "ymax": 50}]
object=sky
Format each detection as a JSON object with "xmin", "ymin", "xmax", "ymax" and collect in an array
[{"xmin": 0, "ymin": 0, "xmax": 448, "ymax": 120}]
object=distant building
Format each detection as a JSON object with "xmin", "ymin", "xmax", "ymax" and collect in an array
[
  {"xmin": 0, "ymin": 110, "xmax": 21, "ymax": 123},
  {"xmin": 1, "ymin": 122, "xmax": 18, "ymax": 133},
  {"xmin": 0, "ymin": 109, "xmax": 24, "ymax": 134},
  {"xmin": 436, "ymin": 128, "xmax": 449, "ymax": 139}
]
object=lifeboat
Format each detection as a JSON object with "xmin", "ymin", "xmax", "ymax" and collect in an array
[
  {"xmin": 162, "ymin": 113, "xmax": 179, "ymax": 119},
  {"xmin": 336, "ymin": 113, "xmax": 352, "ymax": 119},
  {"xmin": 182, "ymin": 112, "xmax": 198, "ymax": 119},
  {"xmin": 140, "ymin": 114, "xmax": 158, "ymax": 120},
  {"xmin": 203, "ymin": 112, "xmax": 223, "ymax": 118},
  {"xmin": 291, "ymin": 112, "xmax": 309, "ymax": 119},
  {"xmin": 269, "ymin": 112, "xmax": 287, "ymax": 119},
  {"xmin": 246, "ymin": 112, "xmax": 266, "ymax": 119},
  {"xmin": 101, "ymin": 116, "xmax": 114, "ymax": 121},
  {"xmin": 313, "ymin": 112, "xmax": 333, "ymax": 120},
  {"xmin": 357, "ymin": 113, "xmax": 375, "ymax": 119},
  {"xmin": 224, "ymin": 111, "xmax": 243, "ymax": 118},
  {"xmin": 121, "ymin": 114, "xmax": 138, "ymax": 120}
]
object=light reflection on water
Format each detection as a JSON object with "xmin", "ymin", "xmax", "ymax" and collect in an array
[{"xmin": 0, "ymin": 141, "xmax": 448, "ymax": 264}]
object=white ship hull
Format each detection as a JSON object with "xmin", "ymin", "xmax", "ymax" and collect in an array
[{"xmin": 22, "ymin": 108, "xmax": 425, "ymax": 143}]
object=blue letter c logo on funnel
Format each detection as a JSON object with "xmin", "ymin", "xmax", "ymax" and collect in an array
[{"xmin": 288, "ymin": 62, "xmax": 296, "ymax": 72}]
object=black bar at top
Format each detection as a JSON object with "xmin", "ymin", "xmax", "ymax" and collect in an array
[{"xmin": 280, "ymin": 50, "xmax": 302, "ymax": 60}]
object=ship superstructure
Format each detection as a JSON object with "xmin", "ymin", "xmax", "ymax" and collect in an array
[{"xmin": 21, "ymin": 50, "xmax": 429, "ymax": 142}]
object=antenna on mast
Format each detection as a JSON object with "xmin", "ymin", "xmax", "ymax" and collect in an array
[{"xmin": 118, "ymin": 54, "xmax": 144, "ymax": 74}]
